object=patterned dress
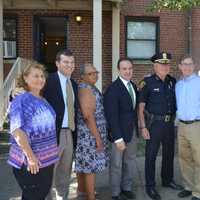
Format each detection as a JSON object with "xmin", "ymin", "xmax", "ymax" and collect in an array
[{"xmin": 75, "ymin": 83, "xmax": 109, "ymax": 173}]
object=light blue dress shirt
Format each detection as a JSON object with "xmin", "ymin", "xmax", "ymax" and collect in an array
[{"xmin": 175, "ymin": 73, "xmax": 200, "ymax": 121}]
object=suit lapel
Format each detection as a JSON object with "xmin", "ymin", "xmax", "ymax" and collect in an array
[
  {"xmin": 54, "ymin": 72, "xmax": 65, "ymax": 104},
  {"xmin": 117, "ymin": 77, "xmax": 137, "ymax": 108},
  {"xmin": 117, "ymin": 77, "xmax": 132, "ymax": 102}
]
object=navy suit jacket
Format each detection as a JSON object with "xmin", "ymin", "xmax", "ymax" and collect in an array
[
  {"xmin": 104, "ymin": 77, "xmax": 138, "ymax": 143},
  {"xmin": 43, "ymin": 72, "xmax": 78, "ymax": 145}
]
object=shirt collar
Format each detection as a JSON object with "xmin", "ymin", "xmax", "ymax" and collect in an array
[
  {"xmin": 119, "ymin": 76, "xmax": 130, "ymax": 87},
  {"xmin": 154, "ymin": 74, "xmax": 169, "ymax": 83},
  {"xmin": 57, "ymin": 71, "xmax": 70, "ymax": 81},
  {"xmin": 182, "ymin": 73, "xmax": 196, "ymax": 81}
]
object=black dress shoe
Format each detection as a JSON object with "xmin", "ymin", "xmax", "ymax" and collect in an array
[
  {"xmin": 178, "ymin": 190, "xmax": 192, "ymax": 198},
  {"xmin": 146, "ymin": 188, "xmax": 161, "ymax": 200},
  {"xmin": 112, "ymin": 196, "xmax": 122, "ymax": 200},
  {"xmin": 162, "ymin": 181, "xmax": 183, "ymax": 190},
  {"xmin": 121, "ymin": 190, "xmax": 136, "ymax": 199},
  {"xmin": 191, "ymin": 196, "xmax": 200, "ymax": 200}
]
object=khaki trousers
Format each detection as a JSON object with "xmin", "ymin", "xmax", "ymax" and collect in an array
[
  {"xmin": 46, "ymin": 129, "xmax": 73, "ymax": 200},
  {"xmin": 178, "ymin": 121, "xmax": 200, "ymax": 198}
]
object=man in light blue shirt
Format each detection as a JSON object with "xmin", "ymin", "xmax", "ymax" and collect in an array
[{"xmin": 176, "ymin": 55, "xmax": 200, "ymax": 200}]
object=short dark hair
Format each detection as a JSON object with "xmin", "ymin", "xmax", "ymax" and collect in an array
[
  {"xmin": 179, "ymin": 54, "xmax": 194, "ymax": 64},
  {"xmin": 56, "ymin": 49, "xmax": 74, "ymax": 62},
  {"xmin": 117, "ymin": 57, "xmax": 133, "ymax": 69}
]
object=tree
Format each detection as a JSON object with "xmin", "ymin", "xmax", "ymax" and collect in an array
[
  {"xmin": 148, "ymin": 0, "xmax": 200, "ymax": 11},
  {"xmin": 147, "ymin": 0, "xmax": 200, "ymax": 54}
]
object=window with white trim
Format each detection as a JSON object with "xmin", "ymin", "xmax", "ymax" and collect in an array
[
  {"xmin": 126, "ymin": 17, "xmax": 159, "ymax": 60},
  {"xmin": 3, "ymin": 17, "xmax": 17, "ymax": 59}
]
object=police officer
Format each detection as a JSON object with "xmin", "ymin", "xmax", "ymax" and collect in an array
[{"xmin": 138, "ymin": 52, "xmax": 182, "ymax": 200}]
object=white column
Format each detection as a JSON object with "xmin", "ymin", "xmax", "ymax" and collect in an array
[
  {"xmin": 0, "ymin": 0, "xmax": 3, "ymax": 128},
  {"xmin": 112, "ymin": 3, "xmax": 120, "ymax": 81},
  {"xmin": 93, "ymin": 0, "xmax": 102, "ymax": 91}
]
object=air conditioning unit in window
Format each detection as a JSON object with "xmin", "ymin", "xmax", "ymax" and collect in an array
[{"xmin": 3, "ymin": 41, "xmax": 16, "ymax": 58}]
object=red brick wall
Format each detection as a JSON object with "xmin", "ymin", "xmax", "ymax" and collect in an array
[
  {"xmin": 120, "ymin": 0, "xmax": 188, "ymax": 83},
  {"xmin": 4, "ymin": 9, "xmax": 112, "ymax": 91},
  {"xmin": 4, "ymin": 2, "xmax": 199, "ymax": 87},
  {"xmin": 3, "ymin": 63, "xmax": 13, "ymax": 80},
  {"xmin": 192, "ymin": 8, "xmax": 200, "ymax": 72}
]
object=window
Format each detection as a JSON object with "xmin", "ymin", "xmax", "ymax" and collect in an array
[
  {"xmin": 3, "ymin": 17, "xmax": 17, "ymax": 58},
  {"xmin": 126, "ymin": 17, "xmax": 159, "ymax": 60}
]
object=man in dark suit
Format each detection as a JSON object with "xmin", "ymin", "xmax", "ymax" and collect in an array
[
  {"xmin": 44, "ymin": 49, "xmax": 78, "ymax": 200},
  {"xmin": 104, "ymin": 58, "xmax": 138, "ymax": 200}
]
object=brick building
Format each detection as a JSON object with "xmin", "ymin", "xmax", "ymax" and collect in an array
[{"xmin": 1, "ymin": 0, "xmax": 200, "ymax": 123}]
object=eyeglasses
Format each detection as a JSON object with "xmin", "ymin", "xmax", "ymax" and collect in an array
[
  {"xmin": 181, "ymin": 62, "xmax": 194, "ymax": 66},
  {"xmin": 84, "ymin": 71, "xmax": 99, "ymax": 76}
]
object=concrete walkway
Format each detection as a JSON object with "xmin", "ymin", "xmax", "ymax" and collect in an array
[{"xmin": 0, "ymin": 153, "xmax": 192, "ymax": 200}]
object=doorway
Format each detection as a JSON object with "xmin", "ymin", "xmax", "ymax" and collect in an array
[{"xmin": 34, "ymin": 16, "xmax": 68, "ymax": 72}]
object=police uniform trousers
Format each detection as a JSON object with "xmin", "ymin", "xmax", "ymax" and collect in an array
[
  {"xmin": 110, "ymin": 131, "xmax": 137, "ymax": 196},
  {"xmin": 178, "ymin": 121, "xmax": 200, "ymax": 198},
  {"xmin": 13, "ymin": 164, "xmax": 54, "ymax": 200},
  {"xmin": 145, "ymin": 120, "xmax": 175, "ymax": 189},
  {"xmin": 46, "ymin": 128, "xmax": 73, "ymax": 200}
]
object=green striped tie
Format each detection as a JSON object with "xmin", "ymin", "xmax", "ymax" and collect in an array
[{"xmin": 127, "ymin": 82, "xmax": 136, "ymax": 109}]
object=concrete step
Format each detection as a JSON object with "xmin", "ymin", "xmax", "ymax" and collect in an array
[{"xmin": 0, "ymin": 130, "xmax": 10, "ymax": 154}]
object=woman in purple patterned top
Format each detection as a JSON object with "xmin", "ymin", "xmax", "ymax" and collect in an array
[{"xmin": 8, "ymin": 62, "xmax": 59, "ymax": 200}]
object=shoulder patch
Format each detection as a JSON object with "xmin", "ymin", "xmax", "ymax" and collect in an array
[{"xmin": 139, "ymin": 80, "xmax": 146, "ymax": 89}]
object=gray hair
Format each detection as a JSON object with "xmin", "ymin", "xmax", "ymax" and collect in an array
[{"xmin": 80, "ymin": 63, "xmax": 94, "ymax": 75}]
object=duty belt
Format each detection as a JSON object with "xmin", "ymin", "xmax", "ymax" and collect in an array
[{"xmin": 153, "ymin": 114, "xmax": 172, "ymax": 122}]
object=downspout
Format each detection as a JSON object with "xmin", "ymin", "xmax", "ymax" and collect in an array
[{"xmin": 187, "ymin": 9, "xmax": 192, "ymax": 55}]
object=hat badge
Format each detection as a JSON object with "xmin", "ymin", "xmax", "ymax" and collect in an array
[{"xmin": 163, "ymin": 53, "xmax": 167, "ymax": 59}]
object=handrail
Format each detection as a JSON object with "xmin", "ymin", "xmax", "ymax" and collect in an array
[{"xmin": 1, "ymin": 57, "xmax": 32, "ymax": 128}]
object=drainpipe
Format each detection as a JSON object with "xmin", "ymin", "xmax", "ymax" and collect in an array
[{"xmin": 187, "ymin": 9, "xmax": 192, "ymax": 55}]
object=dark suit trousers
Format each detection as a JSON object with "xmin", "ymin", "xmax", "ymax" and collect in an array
[
  {"xmin": 13, "ymin": 164, "xmax": 54, "ymax": 200},
  {"xmin": 145, "ymin": 120, "xmax": 175, "ymax": 189}
]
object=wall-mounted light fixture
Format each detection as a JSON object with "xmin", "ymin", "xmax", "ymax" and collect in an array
[{"xmin": 75, "ymin": 15, "xmax": 82, "ymax": 24}]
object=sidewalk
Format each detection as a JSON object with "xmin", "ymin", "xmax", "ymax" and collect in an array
[{"xmin": 0, "ymin": 153, "xmax": 191, "ymax": 200}]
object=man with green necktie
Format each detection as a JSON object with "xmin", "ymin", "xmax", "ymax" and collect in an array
[{"xmin": 104, "ymin": 58, "xmax": 138, "ymax": 200}]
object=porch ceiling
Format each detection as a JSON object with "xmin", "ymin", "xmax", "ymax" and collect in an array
[{"xmin": 3, "ymin": 0, "xmax": 123, "ymax": 10}]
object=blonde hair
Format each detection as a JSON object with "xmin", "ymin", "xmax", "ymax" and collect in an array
[{"xmin": 17, "ymin": 61, "xmax": 47, "ymax": 91}]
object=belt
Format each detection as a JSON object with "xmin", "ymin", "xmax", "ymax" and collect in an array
[
  {"xmin": 180, "ymin": 119, "xmax": 200, "ymax": 124},
  {"xmin": 61, "ymin": 127, "xmax": 69, "ymax": 129},
  {"xmin": 153, "ymin": 114, "xmax": 172, "ymax": 122}
]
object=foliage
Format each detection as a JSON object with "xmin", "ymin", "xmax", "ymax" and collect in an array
[{"xmin": 148, "ymin": 0, "xmax": 200, "ymax": 12}]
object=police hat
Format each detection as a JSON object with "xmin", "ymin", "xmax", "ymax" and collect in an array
[{"xmin": 151, "ymin": 52, "xmax": 172, "ymax": 64}]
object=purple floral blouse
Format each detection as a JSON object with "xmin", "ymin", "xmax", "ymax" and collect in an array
[{"xmin": 8, "ymin": 92, "xmax": 59, "ymax": 169}]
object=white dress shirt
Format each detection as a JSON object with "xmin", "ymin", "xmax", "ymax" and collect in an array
[{"xmin": 57, "ymin": 71, "xmax": 74, "ymax": 128}]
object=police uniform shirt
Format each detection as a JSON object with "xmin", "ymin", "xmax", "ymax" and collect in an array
[{"xmin": 139, "ymin": 74, "xmax": 176, "ymax": 115}]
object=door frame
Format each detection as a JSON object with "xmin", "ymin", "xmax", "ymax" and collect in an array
[{"xmin": 33, "ymin": 15, "xmax": 68, "ymax": 63}]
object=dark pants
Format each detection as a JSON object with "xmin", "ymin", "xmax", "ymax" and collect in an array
[
  {"xmin": 13, "ymin": 164, "xmax": 54, "ymax": 200},
  {"xmin": 145, "ymin": 120, "xmax": 175, "ymax": 189}
]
